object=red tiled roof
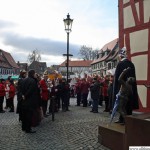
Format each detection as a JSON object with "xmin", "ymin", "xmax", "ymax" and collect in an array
[
  {"xmin": 100, "ymin": 38, "xmax": 118, "ymax": 52},
  {"xmin": 91, "ymin": 54, "xmax": 110, "ymax": 64},
  {"xmin": 2, "ymin": 50, "xmax": 19, "ymax": 68},
  {"xmin": 91, "ymin": 38, "xmax": 118, "ymax": 64},
  {"xmin": 60, "ymin": 60, "xmax": 92, "ymax": 67}
]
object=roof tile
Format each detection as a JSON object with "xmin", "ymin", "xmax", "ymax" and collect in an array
[{"xmin": 60, "ymin": 60, "xmax": 92, "ymax": 67}]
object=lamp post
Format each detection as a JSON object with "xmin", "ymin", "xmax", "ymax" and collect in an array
[{"xmin": 63, "ymin": 13, "xmax": 73, "ymax": 83}]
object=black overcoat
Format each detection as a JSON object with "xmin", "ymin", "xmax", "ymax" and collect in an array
[
  {"xmin": 90, "ymin": 81, "xmax": 100, "ymax": 100},
  {"xmin": 113, "ymin": 58, "xmax": 139, "ymax": 110},
  {"xmin": 22, "ymin": 77, "xmax": 39, "ymax": 110}
]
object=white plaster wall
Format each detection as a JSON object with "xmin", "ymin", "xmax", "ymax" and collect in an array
[
  {"xmin": 130, "ymin": 29, "xmax": 148, "ymax": 54},
  {"xmin": 123, "ymin": 0, "xmax": 130, "ymax": 4},
  {"xmin": 144, "ymin": 0, "xmax": 150, "ymax": 23},
  {"xmin": 124, "ymin": 6, "xmax": 135, "ymax": 28},
  {"xmin": 135, "ymin": 2, "xmax": 140, "ymax": 20},
  {"xmin": 137, "ymin": 85, "xmax": 147, "ymax": 107},
  {"xmin": 131, "ymin": 55, "xmax": 148, "ymax": 80}
]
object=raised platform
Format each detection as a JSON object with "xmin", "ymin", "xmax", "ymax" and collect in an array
[
  {"xmin": 98, "ymin": 113, "xmax": 150, "ymax": 150},
  {"xmin": 125, "ymin": 113, "xmax": 150, "ymax": 149},
  {"xmin": 98, "ymin": 123, "xmax": 125, "ymax": 150}
]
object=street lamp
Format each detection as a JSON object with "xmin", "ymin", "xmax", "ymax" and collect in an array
[{"xmin": 63, "ymin": 13, "xmax": 73, "ymax": 83}]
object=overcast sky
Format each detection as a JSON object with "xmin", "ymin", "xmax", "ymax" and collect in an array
[{"xmin": 0, "ymin": 0, "xmax": 118, "ymax": 66}]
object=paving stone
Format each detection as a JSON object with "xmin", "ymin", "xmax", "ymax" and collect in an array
[{"xmin": 0, "ymin": 97, "xmax": 112, "ymax": 150}]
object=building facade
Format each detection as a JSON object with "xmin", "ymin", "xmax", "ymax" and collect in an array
[
  {"xmin": 28, "ymin": 61, "xmax": 47, "ymax": 75},
  {"xmin": 91, "ymin": 38, "xmax": 119, "ymax": 77},
  {"xmin": 59, "ymin": 60, "xmax": 92, "ymax": 78},
  {"xmin": 0, "ymin": 49, "xmax": 19, "ymax": 79},
  {"xmin": 17, "ymin": 61, "xmax": 28, "ymax": 72}
]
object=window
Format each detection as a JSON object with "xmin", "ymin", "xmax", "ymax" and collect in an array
[{"xmin": 107, "ymin": 62, "xmax": 112, "ymax": 70}]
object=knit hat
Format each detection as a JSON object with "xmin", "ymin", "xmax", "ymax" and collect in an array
[
  {"xmin": 118, "ymin": 47, "xmax": 127, "ymax": 58},
  {"xmin": 19, "ymin": 70, "xmax": 26, "ymax": 77},
  {"xmin": 20, "ymin": 70, "xmax": 26, "ymax": 73}
]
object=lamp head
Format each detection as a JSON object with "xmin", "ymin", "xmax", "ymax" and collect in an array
[{"xmin": 63, "ymin": 13, "xmax": 73, "ymax": 33}]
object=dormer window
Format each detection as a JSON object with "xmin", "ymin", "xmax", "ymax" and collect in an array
[{"xmin": 107, "ymin": 50, "xmax": 110, "ymax": 55}]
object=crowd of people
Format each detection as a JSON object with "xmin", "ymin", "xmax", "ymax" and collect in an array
[{"xmin": 0, "ymin": 47, "xmax": 139, "ymax": 133}]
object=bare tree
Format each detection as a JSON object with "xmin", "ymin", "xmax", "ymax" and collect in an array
[
  {"xmin": 79, "ymin": 45, "xmax": 99, "ymax": 60},
  {"xmin": 27, "ymin": 49, "xmax": 41, "ymax": 64}
]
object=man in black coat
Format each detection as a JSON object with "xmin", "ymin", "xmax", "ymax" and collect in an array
[
  {"xmin": 59, "ymin": 78, "xmax": 70, "ymax": 112},
  {"xmin": 112, "ymin": 47, "xmax": 139, "ymax": 124},
  {"xmin": 90, "ymin": 77, "xmax": 100, "ymax": 113},
  {"xmin": 16, "ymin": 70, "xmax": 27, "ymax": 122},
  {"xmin": 21, "ymin": 69, "xmax": 39, "ymax": 133}
]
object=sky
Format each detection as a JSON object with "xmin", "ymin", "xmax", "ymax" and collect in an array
[{"xmin": 0, "ymin": 0, "xmax": 118, "ymax": 66}]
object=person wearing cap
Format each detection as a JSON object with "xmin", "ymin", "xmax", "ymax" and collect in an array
[
  {"xmin": 112, "ymin": 47, "xmax": 139, "ymax": 124},
  {"xmin": 0, "ymin": 79, "xmax": 6, "ymax": 113}
]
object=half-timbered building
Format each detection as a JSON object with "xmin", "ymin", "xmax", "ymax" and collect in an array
[
  {"xmin": 0, "ymin": 49, "xmax": 19, "ymax": 79},
  {"xmin": 91, "ymin": 38, "xmax": 119, "ymax": 77},
  {"xmin": 119, "ymin": 0, "xmax": 150, "ymax": 112}
]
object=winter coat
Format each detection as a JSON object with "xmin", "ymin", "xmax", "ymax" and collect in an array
[
  {"xmin": 60, "ymin": 82, "xmax": 70, "ymax": 97},
  {"xmin": 9, "ymin": 84, "xmax": 16, "ymax": 98},
  {"xmin": 39, "ymin": 79, "xmax": 49, "ymax": 101},
  {"xmin": 17, "ymin": 78, "xmax": 24, "ymax": 101},
  {"xmin": 75, "ymin": 82, "xmax": 81, "ymax": 94},
  {"xmin": 0, "ymin": 83, "xmax": 5, "ymax": 97},
  {"xmin": 90, "ymin": 81, "xmax": 100, "ymax": 100},
  {"xmin": 102, "ymin": 80, "xmax": 109, "ymax": 97},
  {"xmin": 80, "ymin": 81, "xmax": 90, "ymax": 94},
  {"xmin": 22, "ymin": 77, "xmax": 39, "ymax": 110}
]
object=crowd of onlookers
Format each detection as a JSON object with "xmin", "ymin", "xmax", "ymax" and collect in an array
[
  {"xmin": 0, "ymin": 47, "xmax": 140, "ymax": 135},
  {"xmin": 74, "ymin": 74, "xmax": 114, "ymax": 113},
  {"xmin": 0, "ymin": 70, "xmax": 114, "ymax": 133},
  {"xmin": 1, "ymin": 46, "xmax": 139, "ymax": 132}
]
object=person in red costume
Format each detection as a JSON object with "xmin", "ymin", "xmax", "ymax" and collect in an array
[
  {"xmin": 7, "ymin": 79, "xmax": 16, "ymax": 112},
  {"xmin": 39, "ymin": 70, "xmax": 49, "ymax": 117}
]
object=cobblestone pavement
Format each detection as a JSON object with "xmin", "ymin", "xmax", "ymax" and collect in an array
[{"xmin": 0, "ymin": 97, "xmax": 111, "ymax": 150}]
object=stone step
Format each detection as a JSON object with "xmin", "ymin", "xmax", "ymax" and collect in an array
[{"xmin": 98, "ymin": 113, "xmax": 150, "ymax": 150}]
